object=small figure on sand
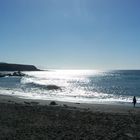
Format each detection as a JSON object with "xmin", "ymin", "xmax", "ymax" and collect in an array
[{"xmin": 133, "ymin": 96, "xmax": 137, "ymax": 107}]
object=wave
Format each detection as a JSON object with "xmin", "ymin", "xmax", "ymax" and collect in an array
[
  {"xmin": 20, "ymin": 76, "xmax": 61, "ymax": 90},
  {"xmin": 4, "ymin": 70, "xmax": 138, "ymax": 105},
  {"xmin": 25, "ymin": 82, "xmax": 61, "ymax": 90}
]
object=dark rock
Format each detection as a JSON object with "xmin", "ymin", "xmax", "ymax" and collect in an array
[
  {"xmin": 24, "ymin": 101, "xmax": 31, "ymax": 105},
  {"xmin": 47, "ymin": 85, "xmax": 61, "ymax": 90},
  {"xmin": 50, "ymin": 101, "xmax": 57, "ymax": 105},
  {"xmin": 13, "ymin": 71, "xmax": 25, "ymax": 76},
  {"xmin": 63, "ymin": 104, "xmax": 68, "ymax": 108},
  {"xmin": 0, "ymin": 71, "xmax": 26, "ymax": 78}
]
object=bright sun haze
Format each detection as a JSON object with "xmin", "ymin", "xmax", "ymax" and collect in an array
[{"xmin": 0, "ymin": 0, "xmax": 140, "ymax": 69}]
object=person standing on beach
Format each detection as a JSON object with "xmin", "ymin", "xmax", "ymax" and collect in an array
[{"xmin": 133, "ymin": 96, "xmax": 137, "ymax": 107}]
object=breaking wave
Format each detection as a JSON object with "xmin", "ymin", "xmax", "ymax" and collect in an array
[{"xmin": 0, "ymin": 70, "xmax": 140, "ymax": 104}]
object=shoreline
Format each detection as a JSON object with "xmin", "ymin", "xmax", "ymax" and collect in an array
[
  {"xmin": 0, "ymin": 94, "xmax": 140, "ymax": 114},
  {"xmin": 0, "ymin": 94, "xmax": 140, "ymax": 139}
]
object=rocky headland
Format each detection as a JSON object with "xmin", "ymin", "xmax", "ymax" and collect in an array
[{"xmin": 0, "ymin": 63, "xmax": 40, "ymax": 71}]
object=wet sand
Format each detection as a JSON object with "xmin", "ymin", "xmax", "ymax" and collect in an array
[{"xmin": 0, "ymin": 95, "xmax": 140, "ymax": 140}]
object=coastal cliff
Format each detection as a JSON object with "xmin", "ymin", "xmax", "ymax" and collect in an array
[{"xmin": 0, "ymin": 63, "xmax": 40, "ymax": 71}]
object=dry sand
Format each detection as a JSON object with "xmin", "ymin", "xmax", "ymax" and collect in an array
[{"xmin": 0, "ymin": 95, "xmax": 140, "ymax": 140}]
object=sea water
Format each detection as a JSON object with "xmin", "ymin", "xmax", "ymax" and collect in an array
[{"xmin": 0, "ymin": 70, "xmax": 140, "ymax": 105}]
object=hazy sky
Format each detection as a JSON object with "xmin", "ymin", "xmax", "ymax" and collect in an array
[{"xmin": 0, "ymin": 0, "xmax": 140, "ymax": 69}]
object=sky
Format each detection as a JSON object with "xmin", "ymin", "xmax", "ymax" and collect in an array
[{"xmin": 0, "ymin": 0, "xmax": 140, "ymax": 69}]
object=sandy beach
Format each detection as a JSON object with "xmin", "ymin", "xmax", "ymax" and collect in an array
[{"xmin": 0, "ymin": 95, "xmax": 140, "ymax": 140}]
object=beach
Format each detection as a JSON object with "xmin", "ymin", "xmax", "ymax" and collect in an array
[
  {"xmin": 0, "ymin": 95, "xmax": 140, "ymax": 140},
  {"xmin": 1, "ymin": 0, "xmax": 140, "ymax": 139}
]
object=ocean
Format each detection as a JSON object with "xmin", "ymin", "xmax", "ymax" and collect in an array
[{"xmin": 0, "ymin": 70, "xmax": 140, "ymax": 105}]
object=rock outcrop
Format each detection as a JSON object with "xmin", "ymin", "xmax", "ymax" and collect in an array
[{"xmin": 0, "ymin": 71, "xmax": 25, "ymax": 77}]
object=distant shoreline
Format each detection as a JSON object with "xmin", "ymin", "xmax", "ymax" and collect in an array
[{"xmin": 0, "ymin": 62, "xmax": 41, "ymax": 71}]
